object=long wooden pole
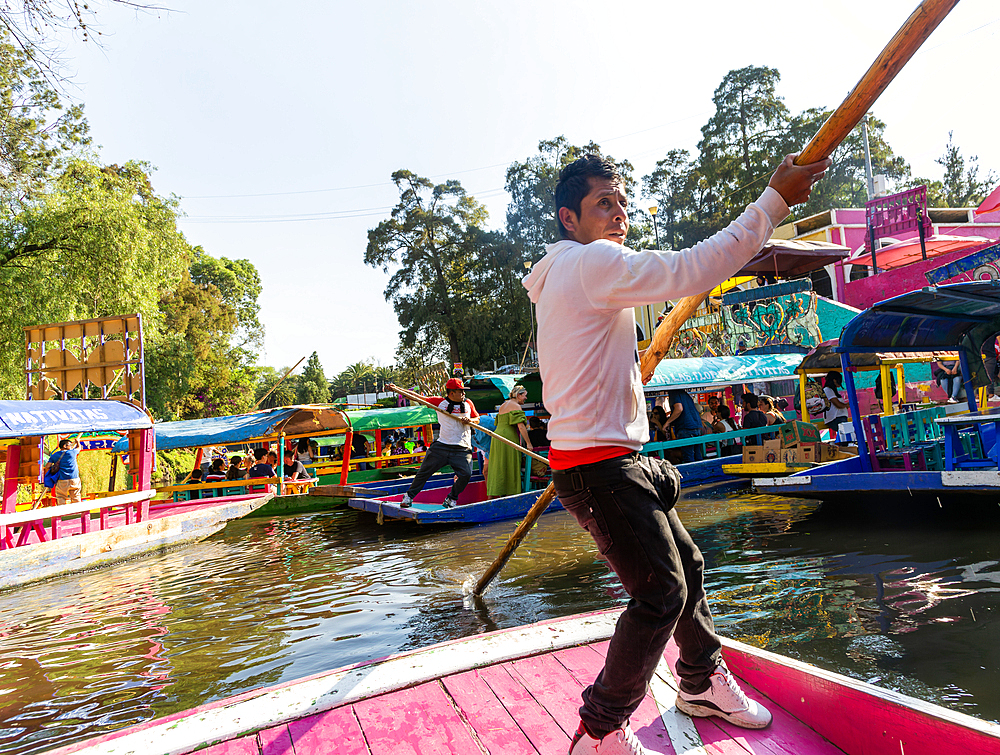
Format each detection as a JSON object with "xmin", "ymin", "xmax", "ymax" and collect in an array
[
  {"xmin": 475, "ymin": 0, "xmax": 959, "ymax": 597},
  {"xmin": 254, "ymin": 356, "xmax": 306, "ymax": 410},
  {"xmin": 387, "ymin": 384, "xmax": 549, "ymax": 466}
]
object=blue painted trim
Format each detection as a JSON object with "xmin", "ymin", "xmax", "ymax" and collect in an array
[{"xmin": 842, "ymin": 353, "xmax": 871, "ymax": 472}]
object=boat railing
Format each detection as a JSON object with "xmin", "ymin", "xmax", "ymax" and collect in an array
[
  {"xmin": 1, "ymin": 488, "xmax": 157, "ymax": 550},
  {"xmin": 520, "ymin": 424, "xmax": 795, "ymax": 492},
  {"xmin": 309, "ymin": 450, "xmax": 427, "ymax": 475},
  {"xmin": 156, "ymin": 477, "xmax": 314, "ymax": 501}
]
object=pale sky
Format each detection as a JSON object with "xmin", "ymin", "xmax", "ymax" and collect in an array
[{"xmin": 56, "ymin": 0, "xmax": 1000, "ymax": 378}]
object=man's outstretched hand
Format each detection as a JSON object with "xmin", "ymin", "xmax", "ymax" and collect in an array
[{"xmin": 768, "ymin": 154, "xmax": 833, "ymax": 207}]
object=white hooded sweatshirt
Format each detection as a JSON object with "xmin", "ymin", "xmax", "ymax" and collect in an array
[{"xmin": 522, "ymin": 187, "xmax": 789, "ymax": 454}]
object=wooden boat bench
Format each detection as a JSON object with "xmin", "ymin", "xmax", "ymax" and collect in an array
[{"xmin": 0, "ymin": 489, "xmax": 156, "ymax": 550}]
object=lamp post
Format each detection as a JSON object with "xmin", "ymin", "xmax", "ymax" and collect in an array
[
  {"xmin": 648, "ymin": 201, "xmax": 660, "ymax": 250},
  {"xmin": 646, "ymin": 202, "xmax": 660, "ymax": 340},
  {"xmin": 524, "ymin": 260, "xmax": 535, "ymax": 365}
]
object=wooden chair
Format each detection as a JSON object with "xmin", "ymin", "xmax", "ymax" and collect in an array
[{"xmin": 863, "ymin": 415, "xmax": 926, "ymax": 471}]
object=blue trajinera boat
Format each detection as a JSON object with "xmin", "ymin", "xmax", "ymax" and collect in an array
[{"xmin": 756, "ymin": 281, "xmax": 1000, "ymax": 507}]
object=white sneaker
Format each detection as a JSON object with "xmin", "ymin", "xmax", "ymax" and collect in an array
[
  {"xmin": 568, "ymin": 722, "xmax": 646, "ymax": 755},
  {"xmin": 442, "ymin": 496, "xmax": 457, "ymax": 508},
  {"xmin": 676, "ymin": 663, "xmax": 772, "ymax": 729},
  {"xmin": 400, "ymin": 494, "xmax": 413, "ymax": 508}
]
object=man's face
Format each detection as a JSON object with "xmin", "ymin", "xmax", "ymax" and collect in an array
[
  {"xmin": 560, "ymin": 178, "xmax": 629, "ymax": 245},
  {"xmin": 447, "ymin": 389, "xmax": 466, "ymax": 402}
]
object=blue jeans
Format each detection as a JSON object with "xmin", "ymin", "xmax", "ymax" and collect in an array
[
  {"xmin": 553, "ymin": 453, "xmax": 721, "ymax": 736},
  {"xmin": 673, "ymin": 427, "xmax": 702, "ymax": 463},
  {"xmin": 406, "ymin": 441, "xmax": 472, "ymax": 500}
]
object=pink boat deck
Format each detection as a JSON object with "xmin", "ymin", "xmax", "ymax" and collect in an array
[
  {"xmin": 7, "ymin": 494, "xmax": 261, "ymax": 548},
  {"xmin": 198, "ymin": 640, "xmax": 837, "ymax": 755}
]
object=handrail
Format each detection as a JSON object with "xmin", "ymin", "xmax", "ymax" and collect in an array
[
  {"xmin": 0, "ymin": 489, "xmax": 156, "ymax": 526},
  {"xmin": 155, "ymin": 478, "xmax": 281, "ymax": 494}
]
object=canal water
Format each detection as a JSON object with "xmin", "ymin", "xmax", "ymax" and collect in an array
[{"xmin": 1, "ymin": 489, "xmax": 999, "ymax": 754}]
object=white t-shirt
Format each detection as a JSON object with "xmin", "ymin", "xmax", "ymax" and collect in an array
[{"xmin": 824, "ymin": 386, "xmax": 849, "ymax": 422}]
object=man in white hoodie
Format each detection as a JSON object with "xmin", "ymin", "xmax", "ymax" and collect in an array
[{"xmin": 523, "ymin": 152, "xmax": 828, "ymax": 755}]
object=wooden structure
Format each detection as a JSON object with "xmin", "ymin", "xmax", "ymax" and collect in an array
[
  {"xmin": 24, "ymin": 314, "xmax": 145, "ymax": 405},
  {"xmin": 42, "ymin": 608, "xmax": 1000, "ymax": 755}
]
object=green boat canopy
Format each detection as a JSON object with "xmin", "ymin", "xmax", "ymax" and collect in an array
[{"xmin": 344, "ymin": 405, "xmax": 438, "ymax": 432}]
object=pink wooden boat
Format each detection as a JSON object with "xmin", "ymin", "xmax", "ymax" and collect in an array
[{"xmin": 42, "ymin": 608, "xmax": 1000, "ymax": 755}]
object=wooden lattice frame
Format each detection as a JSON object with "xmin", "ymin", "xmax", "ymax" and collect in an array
[{"xmin": 24, "ymin": 314, "xmax": 145, "ymax": 407}]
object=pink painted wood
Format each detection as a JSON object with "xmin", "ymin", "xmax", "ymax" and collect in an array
[
  {"xmin": 442, "ymin": 669, "xmax": 539, "ymax": 755},
  {"xmin": 286, "ymin": 706, "xmax": 370, "ymax": 755},
  {"xmin": 352, "ymin": 681, "xmax": 487, "ymax": 755},
  {"xmin": 472, "ymin": 664, "xmax": 570, "ymax": 755},
  {"xmin": 43, "ymin": 609, "xmax": 1000, "ymax": 755},
  {"xmin": 196, "ymin": 735, "xmax": 260, "ymax": 754}
]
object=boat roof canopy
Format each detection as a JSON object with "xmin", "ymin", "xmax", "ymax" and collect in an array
[
  {"xmin": 797, "ymin": 340, "xmax": 958, "ymax": 374},
  {"xmin": 837, "ymin": 281, "xmax": 1000, "ymax": 387},
  {"xmin": 0, "ymin": 399, "xmax": 151, "ymax": 439},
  {"xmin": 644, "ymin": 353, "xmax": 802, "ymax": 392},
  {"xmin": 344, "ymin": 405, "xmax": 438, "ymax": 432},
  {"xmin": 118, "ymin": 405, "xmax": 350, "ymax": 452}
]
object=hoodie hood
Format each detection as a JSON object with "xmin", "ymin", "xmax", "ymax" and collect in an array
[{"xmin": 523, "ymin": 239, "xmax": 579, "ymax": 303}]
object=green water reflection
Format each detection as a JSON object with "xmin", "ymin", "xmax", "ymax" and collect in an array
[{"xmin": 0, "ymin": 492, "xmax": 998, "ymax": 753}]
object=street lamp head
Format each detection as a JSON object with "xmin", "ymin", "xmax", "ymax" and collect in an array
[
  {"xmin": 647, "ymin": 200, "xmax": 658, "ymax": 216},
  {"xmin": 523, "ymin": 260, "xmax": 533, "ymax": 270}
]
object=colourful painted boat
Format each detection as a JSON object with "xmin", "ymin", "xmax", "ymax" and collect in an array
[
  {"xmin": 348, "ymin": 479, "xmax": 556, "ymax": 525},
  {"xmin": 113, "ymin": 404, "xmax": 470, "ymax": 517},
  {"xmin": 0, "ymin": 400, "xmax": 274, "ymax": 590},
  {"xmin": 756, "ymin": 281, "xmax": 1000, "ymax": 507},
  {"xmin": 42, "ymin": 608, "xmax": 1000, "ymax": 755}
]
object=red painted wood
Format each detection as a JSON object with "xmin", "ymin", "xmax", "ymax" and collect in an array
[
  {"xmin": 352, "ymin": 681, "xmax": 484, "ymax": 755},
  {"xmin": 50, "ymin": 516, "xmax": 61, "ymax": 540},
  {"xmin": 475, "ymin": 664, "xmax": 570, "ymax": 755},
  {"xmin": 442, "ymin": 669, "xmax": 540, "ymax": 755},
  {"xmin": 288, "ymin": 705, "xmax": 370, "ymax": 755},
  {"xmin": 258, "ymin": 724, "xmax": 295, "ymax": 754},
  {"xmin": 196, "ymin": 734, "xmax": 260, "ymax": 754},
  {"xmin": 80, "ymin": 512, "xmax": 91, "ymax": 534}
]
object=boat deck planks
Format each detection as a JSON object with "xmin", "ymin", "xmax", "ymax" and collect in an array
[
  {"xmin": 287, "ymin": 706, "xmax": 369, "ymax": 754},
  {"xmin": 200, "ymin": 643, "xmax": 844, "ymax": 755}
]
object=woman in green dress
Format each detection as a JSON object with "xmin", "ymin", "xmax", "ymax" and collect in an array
[{"xmin": 486, "ymin": 385, "xmax": 533, "ymax": 498}]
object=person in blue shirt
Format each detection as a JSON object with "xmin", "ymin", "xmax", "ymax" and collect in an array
[
  {"xmin": 663, "ymin": 389, "xmax": 704, "ymax": 463},
  {"xmin": 45, "ymin": 438, "xmax": 82, "ymax": 505}
]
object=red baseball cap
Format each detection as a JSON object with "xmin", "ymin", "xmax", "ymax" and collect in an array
[{"xmin": 445, "ymin": 378, "xmax": 466, "ymax": 391}]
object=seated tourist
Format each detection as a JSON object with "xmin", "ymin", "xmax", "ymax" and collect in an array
[
  {"xmin": 282, "ymin": 450, "xmax": 310, "ymax": 480},
  {"xmin": 226, "ymin": 456, "xmax": 247, "ymax": 481},
  {"xmin": 205, "ymin": 458, "xmax": 227, "ymax": 483}
]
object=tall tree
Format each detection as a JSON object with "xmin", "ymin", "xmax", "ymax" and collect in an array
[
  {"xmin": 366, "ymin": 170, "xmax": 487, "ymax": 366},
  {"xmin": 914, "ymin": 131, "xmax": 996, "ymax": 208},
  {"xmin": 146, "ymin": 247, "xmax": 262, "ymax": 420},
  {"xmin": 0, "ymin": 30, "xmax": 90, "ymax": 207},
  {"xmin": 256, "ymin": 366, "xmax": 298, "ymax": 410},
  {"xmin": 297, "ymin": 351, "xmax": 330, "ymax": 404},
  {"xmin": 697, "ymin": 66, "xmax": 792, "ymax": 217}
]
